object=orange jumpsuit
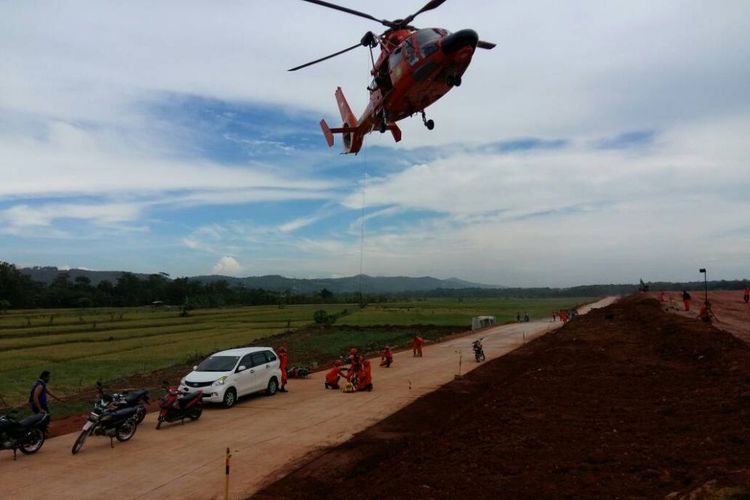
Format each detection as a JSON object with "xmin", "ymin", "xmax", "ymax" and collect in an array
[
  {"xmin": 324, "ymin": 366, "xmax": 341, "ymax": 389},
  {"xmin": 559, "ymin": 310, "xmax": 569, "ymax": 323},
  {"xmin": 380, "ymin": 348, "xmax": 393, "ymax": 367},
  {"xmin": 356, "ymin": 360, "xmax": 372, "ymax": 391},
  {"xmin": 682, "ymin": 291, "xmax": 692, "ymax": 311},
  {"xmin": 411, "ymin": 336, "xmax": 424, "ymax": 357}
]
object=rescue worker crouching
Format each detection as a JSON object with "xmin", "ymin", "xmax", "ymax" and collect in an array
[{"xmin": 325, "ymin": 360, "xmax": 344, "ymax": 390}]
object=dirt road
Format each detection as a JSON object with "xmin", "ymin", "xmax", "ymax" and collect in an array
[{"xmin": 0, "ymin": 298, "xmax": 615, "ymax": 499}]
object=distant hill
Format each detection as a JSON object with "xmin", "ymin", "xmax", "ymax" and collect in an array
[
  {"xmin": 189, "ymin": 274, "xmax": 497, "ymax": 294},
  {"xmin": 20, "ymin": 267, "xmax": 154, "ymax": 285},
  {"xmin": 19, "ymin": 267, "xmax": 496, "ymax": 293}
]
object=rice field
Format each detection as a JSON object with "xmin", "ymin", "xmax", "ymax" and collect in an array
[{"xmin": 0, "ymin": 297, "xmax": 593, "ymax": 404}]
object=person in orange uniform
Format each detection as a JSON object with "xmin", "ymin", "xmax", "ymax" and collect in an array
[
  {"xmin": 411, "ymin": 336, "xmax": 424, "ymax": 357},
  {"xmin": 659, "ymin": 290, "xmax": 665, "ymax": 303},
  {"xmin": 559, "ymin": 309, "xmax": 569, "ymax": 323},
  {"xmin": 356, "ymin": 359, "xmax": 373, "ymax": 391},
  {"xmin": 698, "ymin": 301, "xmax": 718, "ymax": 323},
  {"xmin": 380, "ymin": 346, "xmax": 393, "ymax": 367},
  {"xmin": 324, "ymin": 360, "xmax": 343, "ymax": 389},
  {"xmin": 278, "ymin": 346, "xmax": 289, "ymax": 392},
  {"xmin": 682, "ymin": 290, "xmax": 692, "ymax": 311}
]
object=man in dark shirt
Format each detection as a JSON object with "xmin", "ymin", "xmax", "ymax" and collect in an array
[{"xmin": 29, "ymin": 370, "xmax": 61, "ymax": 414}]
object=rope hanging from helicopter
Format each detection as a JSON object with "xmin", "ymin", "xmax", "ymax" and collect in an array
[{"xmin": 357, "ymin": 46, "xmax": 374, "ymax": 306}]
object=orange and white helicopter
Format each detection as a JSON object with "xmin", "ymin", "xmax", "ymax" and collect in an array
[{"xmin": 290, "ymin": 0, "xmax": 495, "ymax": 154}]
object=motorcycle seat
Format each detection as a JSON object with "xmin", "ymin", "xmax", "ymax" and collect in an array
[
  {"xmin": 19, "ymin": 413, "xmax": 47, "ymax": 428},
  {"xmin": 124, "ymin": 390, "xmax": 147, "ymax": 405},
  {"xmin": 177, "ymin": 392, "xmax": 200, "ymax": 407}
]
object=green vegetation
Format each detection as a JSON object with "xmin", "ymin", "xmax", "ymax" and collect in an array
[
  {"xmin": 0, "ymin": 297, "xmax": 592, "ymax": 406},
  {"xmin": 0, "ymin": 304, "xmax": 349, "ymax": 404},
  {"xmin": 337, "ymin": 297, "xmax": 593, "ymax": 326}
]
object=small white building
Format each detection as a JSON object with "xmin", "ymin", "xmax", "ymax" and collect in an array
[{"xmin": 472, "ymin": 315, "xmax": 496, "ymax": 330}]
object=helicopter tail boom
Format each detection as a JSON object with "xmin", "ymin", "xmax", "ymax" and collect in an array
[
  {"xmin": 318, "ymin": 87, "xmax": 365, "ymax": 153},
  {"xmin": 335, "ymin": 87, "xmax": 358, "ymax": 131}
]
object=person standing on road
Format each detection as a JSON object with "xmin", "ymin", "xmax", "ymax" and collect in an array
[
  {"xmin": 744, "ymin": 288, "xmax": 749, "ymax": 304},
  {"xmin": 29, "ymin": 370, "xmax": 61, "ymax": 414},
  {"xmin": 682, "ymin": 290, "xmax": 692, "ymax": 311},
  {"xmin": 411, "ymin": 336, "xmax": 424, "ymax": 357},
  {"xmin": 659, "ymin": 290, "xmax": 665, "ymax": 303},
  {"xmin": 278, "ymin": 347, "xmax": 289, "ymax": 392}
]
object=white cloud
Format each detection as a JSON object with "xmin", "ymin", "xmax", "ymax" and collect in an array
[{"xmin": 211, "ymin": 256, "xmax": 242, "ymax": 276}]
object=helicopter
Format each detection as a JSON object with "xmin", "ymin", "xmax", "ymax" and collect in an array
[{"xmin": 290, "ymin": 0, "xmax": 495, "ymax": 154}]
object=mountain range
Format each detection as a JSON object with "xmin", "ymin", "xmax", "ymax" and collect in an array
[{"xmin": 19, "ymin": 267, "xmax": 497, "ymax": 294}]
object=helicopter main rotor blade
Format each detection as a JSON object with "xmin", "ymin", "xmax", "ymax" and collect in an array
[
  {"xmin": 477, "ymin": 40, "xmax": 496, "ymax": 49},
  {"xmin": 400, "ymin": 0, "xmax": 447, "ymax": 27},
  {"xmin": 300, "ymin": 0, "xmax": 392, "ymax": 28},
  {"xmin": 288, "ymin": 42, "xmax": 362, "ymax": 71}
]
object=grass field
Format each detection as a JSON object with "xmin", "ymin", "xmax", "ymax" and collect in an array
[{"xmin": 0, "ymin": 297, "xmax": 593, "ymax": 406}]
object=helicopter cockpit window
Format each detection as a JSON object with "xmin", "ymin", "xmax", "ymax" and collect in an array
[
  {"xmin": 416, "ymin": 28, "xmax": 443, "ymax": 58},
  {"xmin": 389, "ymin": 47, "xmax": 403, "ymax": 69},
  {"xmin": 403, "ymin": 37, "xmax": 419, "ymax": 66}
]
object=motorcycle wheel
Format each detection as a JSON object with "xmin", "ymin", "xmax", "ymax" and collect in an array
[
  {"xmin": 19, "ymin": 428, "xmax": 45, "ymax": 454},
  {"xmin": 188, "ymin": 407, "xmax": 202, "ymax": 421},
  {"xmin": 136, "ymin": 405, "xmax": 146, "ymax": 424},
  {"xmin": 71, "ymin": 430, "xmax": 89, "ymax": 455},
  {"xmin": 115, "ymin": 419, "xmax": 138, "ymax": 442}
]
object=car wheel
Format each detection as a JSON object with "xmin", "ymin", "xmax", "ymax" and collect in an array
[
  {"xmin": 222, "ymin": 388, "xmax": 237, "ymax": 408},
  {"xmin": 266, "ymin": 377, "xmax": 278, "ymax": 396}
]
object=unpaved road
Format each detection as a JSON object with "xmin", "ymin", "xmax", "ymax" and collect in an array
[{"xmin": 0, "ymin": 298, "xmax": 616, "ymax": 499}]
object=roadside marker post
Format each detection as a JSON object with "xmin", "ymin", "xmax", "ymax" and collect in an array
[
  {"xmin": 455, "ymin": 349, "xmax": 463, "ymax": 379},
  {"xmin": 225, "ymin": 447, "xmax": 231, "ymax": 500}
]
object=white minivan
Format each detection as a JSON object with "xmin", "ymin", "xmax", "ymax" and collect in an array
[{"xmin": 179, "ymin": 347, "xmax": 282, "ymax": 408}]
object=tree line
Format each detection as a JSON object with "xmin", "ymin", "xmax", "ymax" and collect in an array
[
  {"xmin": 0, "ymin": 262, "xmax": 370, "ymax": 310},
  {"xmin": 1, "ymin": 261, "xmax": 747, "ymax": 311}
]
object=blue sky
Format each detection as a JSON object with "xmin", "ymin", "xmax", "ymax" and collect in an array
[{"xmin": 1, "ymin": 0, "xmax": 749, "ymax": 287}]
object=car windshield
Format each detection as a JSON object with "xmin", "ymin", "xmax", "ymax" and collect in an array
[{"xmin": 196, "ymin": 356, "xmax": 239, "ymax": 372}]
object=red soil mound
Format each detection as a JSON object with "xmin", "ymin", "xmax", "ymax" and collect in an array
[{"xmin": 253, "ymin": 295, "xmax": 750, "ymax": 499}]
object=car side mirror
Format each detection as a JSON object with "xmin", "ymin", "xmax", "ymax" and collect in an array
[
  {"xmin": 237, "ymin": 365, "xmax": 246, "ymax": 372},
  {"xmin": 193, "ymin": 365, "xmax": 198, "ymax": 371}
]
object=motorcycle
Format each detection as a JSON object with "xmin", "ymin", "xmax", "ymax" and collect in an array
[
  {"xmin": 71, "ymin": 393, "xmax": 139, "ymax": 455},
  {"xmin": 156, "ymin": 383, "xmax": 203, "ymax": 430},
  {"xmin": 96, "ymin": 381, "xmax": 149, "ymax": 424},
  {"xmin": 473, "ymin": 339, "xmax": 486, "ymax": 362},
  {"xmin": 0, "ymin": 410, "xmax": 49, "ymax": 460}
]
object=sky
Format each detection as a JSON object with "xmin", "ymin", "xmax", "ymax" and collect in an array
[{"xmin": 1, "ymin": 0, "xmax": 749, "ymax": 287}]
